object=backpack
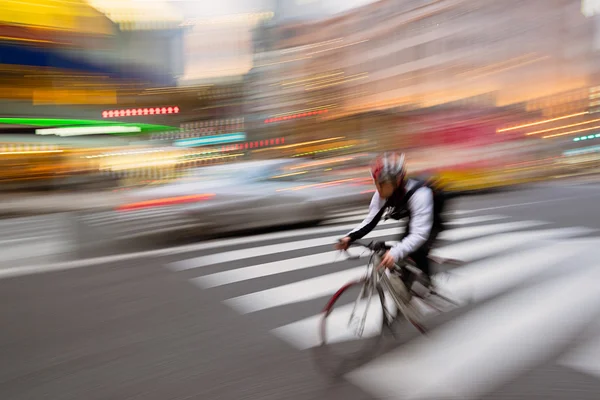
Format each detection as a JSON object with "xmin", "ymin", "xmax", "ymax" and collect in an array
[{"xmin": 392, "ymin": 177, "xmax": 449, "ymax": 232}]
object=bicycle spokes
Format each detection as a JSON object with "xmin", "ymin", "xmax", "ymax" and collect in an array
[{"xmin": 347, "ymin": 283, "xmax": 374, "ymax": 337}]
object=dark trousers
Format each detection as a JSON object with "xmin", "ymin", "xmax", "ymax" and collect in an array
[
  {"xmin": 408, "ymin": 246, "xmax": 431, "ymax": 277},
  {"xmin": 403, "ymin": 224, "xmax": 441, "ymax": 278}
]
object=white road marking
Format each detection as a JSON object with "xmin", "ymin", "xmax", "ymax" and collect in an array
[
  {"xmin": 194, "ymin": 226, "xmax": 593, "ymax": 289},
  {"xmin": 432, "ymin": 226, "xmax": 595, "ymax": 263},
  {"xmin": 346, "ymin": 242, "xmax": 600, "ymax": 400},
  {"xmin": 434, "ymin": 239, "xmax": 593, "ymax": 304},
  {"xmin": 271, "ymin": 238, "xmax": 591, "ymax": 351},
  {"xmin": 453, "ymin": 193, "xmax": 600, "ymax": 215},
  {"xmin": 224, "ymin": 266, "xmax": 366, "ymax": 314},
  {"xmin": 326, "ymin": 214, "xmax": 505, "ymax": 226},
  {"xmin": 191, "ymin": 250, "xmax": 342, "ymax": 288},
  {"xmin": 167, "ymin": 227, "xmax": 403, "ymax": 271},
  {"xmin": 171, "ymin": 219, "xmax": 541, "ymax": 271},
  {"xmin": 0, "ymin": 221, "xmax": 397, "ymax": 280},
  {"xmin": 444, "ymin": 215, "xmax": 507, "ymax": 225},
  {"xmin": 438, "ymin": 220, "xmax": 547, "ymax": 242}
]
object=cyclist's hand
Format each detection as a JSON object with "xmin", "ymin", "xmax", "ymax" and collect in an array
[
  {"xmin": 335, "ymin": 237, "xmax": 351, "ymax": 251},
  {"xmin": 379, "ymin": 251, "xmax": 396, "ymax": 269}
]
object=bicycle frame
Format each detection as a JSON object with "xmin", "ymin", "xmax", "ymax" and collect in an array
[{"xmin": 346, "ymin": 248, "xmax": 423, "ymax": 337}]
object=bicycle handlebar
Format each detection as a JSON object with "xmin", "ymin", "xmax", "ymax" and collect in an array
[
  {"xmin": 339, "ymin": 240, "xmax": 390, "ymax": 260},
  {"xmin": 350, "ymin": 240, "xmax": 391, "ymax": 252}
]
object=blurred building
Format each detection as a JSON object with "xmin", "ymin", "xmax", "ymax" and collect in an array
[
  {"xmin": 246, "ymin": 0, "xmax": 599, "ymax": 156},
  {"xmin": 0, "ymin": 0, "xmax": 184, "ymax": 123}
]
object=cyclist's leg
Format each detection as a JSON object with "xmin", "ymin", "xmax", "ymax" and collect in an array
[{"xmin": 407, "ymin": 246, "xmax": 431, "ymax": 279}]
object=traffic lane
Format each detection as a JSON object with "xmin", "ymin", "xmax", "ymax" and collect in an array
[
  {"xmin": 0, "ymin": 258, "xmax": 373, "ymax": 400},
  {"xmin": 451, "ymin": 183, "xmax": 600, "ymax": 229},
  {"xmin": 48, "ymin": 180, "xmax": 600, "ymax": 263}
]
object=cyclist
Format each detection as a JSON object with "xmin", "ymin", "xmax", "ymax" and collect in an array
[{"xmin": 336, "ymin": 152, "xmax": 442, "ymax": 293}]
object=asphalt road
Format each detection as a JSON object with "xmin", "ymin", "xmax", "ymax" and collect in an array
[{"xmin": 3, "ymin": 181, "xmax": 600, "ymax": 400}]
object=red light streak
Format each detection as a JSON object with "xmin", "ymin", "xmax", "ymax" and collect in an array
[{"xmin": 116, "ymin": 194, "xmax": 215, "ymax": 211}]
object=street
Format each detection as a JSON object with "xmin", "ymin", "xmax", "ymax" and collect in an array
[{"xmin": 2, "ymin": 181, "xmax": 600, "ymax": 400}]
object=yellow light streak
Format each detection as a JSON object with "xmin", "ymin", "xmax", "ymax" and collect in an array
[
  {"xmin": 543, "ymin": 124, "xmax": 600, "ymax": 139},
  {"xmin": 270, "ymin": 171, "xmax": 308, "ymax": 179},
  {"xmin": 497, "ymin": 112, "xmax": 588, "ymax": 133},
  {"xmin": 289, "ymin": 157, "xmax": 354, "ymax": 170},
  {"xmin": 525, "ymin": 118, "xmax": 600, "ymax": 136}
]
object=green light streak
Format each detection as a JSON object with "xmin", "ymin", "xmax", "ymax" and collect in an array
[{"xmin": 0, "ymin": 118, "xmax": 176, "ymax": 134}]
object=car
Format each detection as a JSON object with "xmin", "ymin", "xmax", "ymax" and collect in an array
[{"xmin": 84, "ymin": 159, "xmax": 374, "ymax": 240}]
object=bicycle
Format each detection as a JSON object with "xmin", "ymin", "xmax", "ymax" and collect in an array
[{"xmin": 313, "ymin": 240, "xmax": 460, "ymax": 377}]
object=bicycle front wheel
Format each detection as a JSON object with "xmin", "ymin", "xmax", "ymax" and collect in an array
[{"xmin": 313, "ymin": 278, "xmax": 394, "ymax": 377}]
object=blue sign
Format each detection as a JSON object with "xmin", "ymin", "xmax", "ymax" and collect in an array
[{"xmin": 173, "ymin": 132, "xmax": 247, "ymax": 147}]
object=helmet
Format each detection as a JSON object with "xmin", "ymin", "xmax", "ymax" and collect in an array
[{"xmin": 370, "ymin": 152, "xmax": 406, "ymax": 186}]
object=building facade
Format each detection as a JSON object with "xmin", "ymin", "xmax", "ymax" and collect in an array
[{"xmin": 246, "ymin": 0, "xmax": 599, "ymax": 153}]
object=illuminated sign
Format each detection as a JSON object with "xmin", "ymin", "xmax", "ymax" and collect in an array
[
  {"xmin": 36, "ymin": 126, "xmax": 142, "ymax": 137},
  {"xmin": 573, "ymin": 133, "xmax": 600, "ymax": 141},
  {"xmin": 0, "ymin": 118, "xmax": 175, "ymax": 134},
  {"xmin": 174, "ymin": 132, "xmax": 247, "ymax": 147},
  {"xmin": 103, "ymin": 106, "xmax": 180, "ymax": 118}
]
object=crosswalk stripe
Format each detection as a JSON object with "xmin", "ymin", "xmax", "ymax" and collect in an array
[
  {"xmin": 325, "ymin": 214, "xmax": 507, "ymax": 227},
  {"xmin": 224, "ymin": 266, "xmax": 366, "ymax": 314},
  {"xmin": 433, "ymin": 237, "xmax": 591, "ymax": 304},
  {"xmin": 169, "ymin": 218, "xmax": 534, "ymax": 271},
  {"xmin": 438, "ymin": 220, "xmax": 547, "ymax": 241},
  {"xmin": 167, "ymin": 226, "xmax": 403, "ymax": 271},
  {"xmin": 346, "ymin": 240, "xmax": 600, "ymax": 400},
  {"xmin": 191, "ymin": 220, "xmax": 569, "ymax": 289},
  {"xmin": 191, "ymin": 250, "xmax": 342, "ymax": 288},
  {"xmin": 432, "ymin": 226, "xmax": 596, "ymax": 263},
  {"xmin": 444, "ymin": 215, "xmax": 507, "ymax": 225},
  {"xmin": 271, "ymin": 238, "xmax": 590, "ymax": 350}
]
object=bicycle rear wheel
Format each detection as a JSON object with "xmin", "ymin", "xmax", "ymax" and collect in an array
[{"xmin": 312, "ymin": 278, "xmax": 395, "ymax": 378}]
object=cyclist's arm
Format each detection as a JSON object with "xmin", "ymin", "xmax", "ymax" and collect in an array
[
  {"xmin": 389, "ymin": 187, "xmax": 433, "ymax": 261},
  {"xmin": 346, "ymin": 192, "xmax": 386, "ymax": 241}
]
